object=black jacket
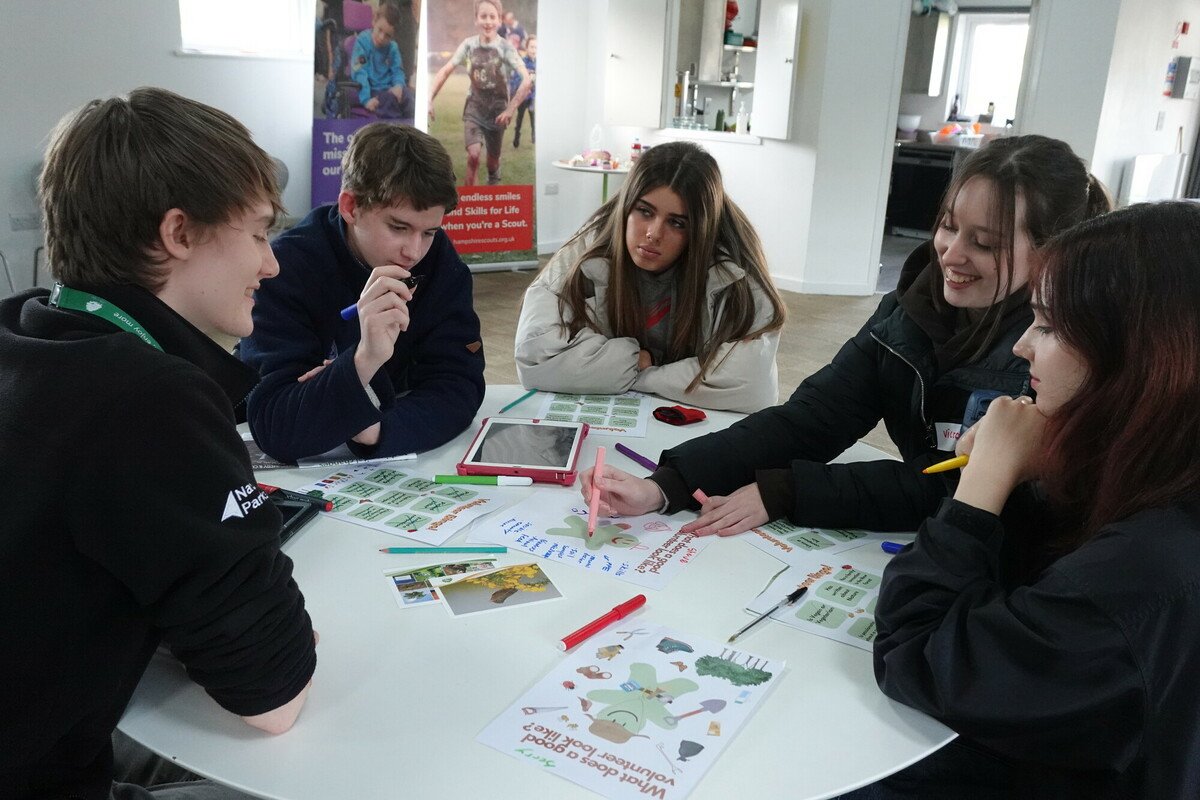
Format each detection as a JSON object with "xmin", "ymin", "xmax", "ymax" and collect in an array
[
  {"xmin": 649, "ymin": 243, "xmax": 1032, "ymax": 531},
  {"xmin": 0, "ymin": 285, "xmax": 316, "ymax": 799},
  {"xmin": 875, "ymin": 496, "xmax": 1200, "ymax": 799}
]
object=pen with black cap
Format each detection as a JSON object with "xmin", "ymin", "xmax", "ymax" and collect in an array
[{"xmin": 727, "ymin": 585, "xmax": 808, "ymax": 643}]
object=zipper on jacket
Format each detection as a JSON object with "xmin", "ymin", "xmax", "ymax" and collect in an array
[{"xmin": 870, "ymin": 332, "xmax": 935, "ymax": 450}]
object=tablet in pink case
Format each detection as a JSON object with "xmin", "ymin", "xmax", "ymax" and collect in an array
[{"xmin": 457, "ymin": 417, "xmax": 589, "ymax": 485}]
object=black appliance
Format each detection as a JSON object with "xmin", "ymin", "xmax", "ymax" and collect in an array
[{"xmin": 886, "ymin": 143, "xmax": 957, "ymax": 238}]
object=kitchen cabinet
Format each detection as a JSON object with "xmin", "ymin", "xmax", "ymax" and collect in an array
[
  {"xmin": 901, "ymin": 11, "xmax": 950, "ymax": 96},
  {"xmin": 603, "ymin": 0, "xmax": 669, "ymax": 127}
]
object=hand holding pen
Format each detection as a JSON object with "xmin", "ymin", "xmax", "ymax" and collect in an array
[
  {"xmin": 350, "ymin": 266, "xmax": 417, "ymax": 387},
  {"xmin": 579, "ymin": 465, "xmax": 663, "ymax": 517}
]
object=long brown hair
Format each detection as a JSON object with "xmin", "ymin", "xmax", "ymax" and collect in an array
[
  {"xmin": 1036, "ymin": 201, "xmax": 1200, "ymax": 543},
  {"xmin": 933, "ymin": 135, "xmax": 1111, "ymax": 356},
  {"xmin": 554, "ymin": 141, "xmax": 786, "ymax": 391}
]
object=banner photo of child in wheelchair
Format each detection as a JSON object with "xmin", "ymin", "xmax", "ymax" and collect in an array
[{"xmin": 316, "ymin": 0, "xmax": 417, "ymax": 123}]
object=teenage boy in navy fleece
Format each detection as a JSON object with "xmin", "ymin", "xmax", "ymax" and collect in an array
[
  {"xmin": 0, "ymin": 87, "xmax": 316, "ymax": 799},
  {"xmin": 240, "ymin": 122, "xmax": 485, "ymax": 462}
]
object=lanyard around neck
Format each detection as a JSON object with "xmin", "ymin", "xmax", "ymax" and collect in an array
[{"xmin": 48, "ymin": 283, "xmax": 163, "ymax": 352}]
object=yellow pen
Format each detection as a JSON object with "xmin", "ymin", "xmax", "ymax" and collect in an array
[{"xmin": 922, "ymin": 454, "xmax": 969, "ymax": 474}]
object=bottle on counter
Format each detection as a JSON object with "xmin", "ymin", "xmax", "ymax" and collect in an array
[
  {"xmin": 714, "ymin": 109, "xmax": 726, "ymax": 132},
  {"xmin": 949, "ymin": 94, "xmax": 960, "ymax": 120},
  {"xmin": 735, "ymin": 102, "xmax": 748, "ymax": 133},
  {"xmin": 630, "ymin": 138, "xmax": 642, "ymax": 162}
]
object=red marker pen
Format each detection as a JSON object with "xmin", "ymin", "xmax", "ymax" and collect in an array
[{"xmin": 557, "ymin": 594, "xmax": 646, "ymax": 651}]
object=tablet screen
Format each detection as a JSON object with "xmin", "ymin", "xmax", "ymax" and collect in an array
[{"xmin": 466, "ymin": 419, "xmax": 584, "ymax": 469}]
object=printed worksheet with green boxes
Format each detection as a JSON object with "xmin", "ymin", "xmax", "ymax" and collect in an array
[
  {"xmin": 741, "ymin": 537, "xmax": 912, "ymax": 652},
  {"xmin": 534, "ymin": 390, "xmax": 652, "ymax": 437},
  {"xmin": 288, "ymin": 464, "xmax": 507, "ymax": 546},
  {"xmin": 742, "ymin": 517, "xmax": 901, "ymax": 567}
]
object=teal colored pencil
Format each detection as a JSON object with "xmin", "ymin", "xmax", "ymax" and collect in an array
[
  {"xmin": 499, "ymin": 389, "xmax": 538, "ymax": 413},
  {"xmin": 378, "ymin": 546, "xmax": 508, "ymax": 554}
]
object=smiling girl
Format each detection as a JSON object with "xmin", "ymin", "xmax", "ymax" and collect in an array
[
  {"xmin": 515, "ymin": 141, "xmax": 787, "ymax": 413},
  {"xmin": 861, "ymin": 201, "xmax": 1200, "ymax": 799},
  {"xmin": 582, "ymin": 135, "xmax": 1111, "ymax": 536}
]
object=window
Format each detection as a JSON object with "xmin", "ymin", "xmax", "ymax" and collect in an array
[
  {"xmin": 949, "ymin": 12, "xmax": 1029, "ymax": 124},
  {"xmin": 178, "ymin": 0, "xmax": 307, "ymax": 59}
]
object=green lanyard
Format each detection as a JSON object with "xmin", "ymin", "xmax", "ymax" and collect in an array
[{"xmin": 48, "ymin": 283, "xmax": 163, "ymax": 352}]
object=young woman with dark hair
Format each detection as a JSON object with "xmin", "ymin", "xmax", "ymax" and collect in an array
[
  {"xmin": 583, "ymin": 134, "xmax": 1111, "ymax": 533},
  {"xmin": 515, "ymin": 140, "xmax": 788, "ymax": 413},
  {"xmin": 856, "ymin": 201, "xmax": 1200, "ymax": 799}
]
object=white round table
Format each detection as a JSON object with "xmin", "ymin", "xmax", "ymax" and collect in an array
[
  {"xmin": 551, "ymin": 160, "xmax": 631, "ymax": 203},
  {"xmin": 118, "ymin": 386, "xmax": 952, "ymax": 799}
]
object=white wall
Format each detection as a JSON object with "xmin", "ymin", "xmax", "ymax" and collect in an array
[
  {"xmin": 0, "ymin": 0, "xmax": 315, "ymax": 291},
  {"xmin": 1018, "ymin": 0, "xmax": 1123, "ymax": 164},
  {"xmin": 1, "ymin": 0, "xmax": 1188, "ymax": 298},
  {"xmin": 1090, "ymin": 0, "xmax": 1200, "ymax": 198},
  {"xmin": 570, "ymin": 0, "xmax": 908, "ymax": 295}
]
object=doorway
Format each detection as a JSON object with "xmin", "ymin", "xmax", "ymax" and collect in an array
[{"xmin": 878, "ymin": 4, "xmax": 1032, "ymax": 294}]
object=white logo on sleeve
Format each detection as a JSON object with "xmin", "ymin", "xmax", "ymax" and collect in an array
[
  {"xmin": 221, "ymin": 482, "xmax": 269, "ymax": 521},
  {"xmin": 85, "ymin": 300, "xmax": 102, "ymax": 312}
]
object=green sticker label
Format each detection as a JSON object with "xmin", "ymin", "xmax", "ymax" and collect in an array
[
  {"xmin": 414, "ymin": 496, "xmax": 456, "ymax": 513},
  {"xmin": 833, "ymin": 567, "xmax": 881, "ymax": 589},
  {"xmin": 786, "ymin": 531, "xmax": 833, "ymax": 550},
  {"xmin": 579, "ymin": 415, "xmax": 605, "ymax": 425},
  {"xmin": 400, "ymin": 478, "xmax": 438, "ymax": 491},
  {"xmin": 583, "ymin": 395, "xmax": 611, "ymax": 403},
  {"xmin": 867, "ymin": 596, "xmax": 878, "ymax": 614},
  {"xmin": 326, "ymin": 494, "xmax": 358, "ymax": 512},
  {"xmin": 581, "ymin": 405, "xmax": 609, "ymax": 415},
  {"xmin": 366, "ymin": 468, "xmax": 406, "ymax": 485},
  {"xmin": 553, "ymin": 393, "xmax": 582, "ymax": 401},
  {"xmin": 349, "ymin": 504, "xmax": 391, "ymax": 522},
  {"xmin": 816, "ymin": 581, "xmax": 867, "ymax": 607},
  {"xmin": 342, "ymin": 481, "xmax": 383, "ymax": 498},
  {"xmin": 613, "ymin": 397, "xmax": 641, "ymax": 407},
  {"xmin": 545, "ymin": 413, "xmax": 573, "ymax": 422},
  {"xmin": 376, "ymin": 490, "xmax": 418, "ymax": 507},
  {"xmin": 848, "ymin": 616, "xmax": 878, "ymax": 642},
  {"xmin": 762, "ymin": 519, "xmax": 803, "ymax": 537},
  {"xmin": 609, "ymin": 417, "xmax": 637, "ymax": 427},
  {"xmin": 549, "ymin": 402, "xmax": 576, "ymax": 412},
  {"xmin": 386, "ymin": 512, "xmax": 433, "ymax": 530},
  {"xmin": 825, "ymin": 529, "xmax": 868, "ymax": 542},
  {"xmin": 434, "ymin": 486, "xmax": 478, "ymax": 502},
  {"xmin": 796, "ymin": 600, "xmax": 848, "ymax": 628}
]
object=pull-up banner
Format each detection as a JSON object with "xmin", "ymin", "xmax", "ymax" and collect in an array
[
  {"xmin": 312, "ymin": 0, "xmax": 420, "ymax": 206},
  {"xmin": 426, "ymin": 0, "xmax": 538, "ymax": 265}
]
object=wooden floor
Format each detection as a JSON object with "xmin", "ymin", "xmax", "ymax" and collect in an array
[{"xmin": 474, "ymin": 267, "xmax": 899, "ymax": 456}]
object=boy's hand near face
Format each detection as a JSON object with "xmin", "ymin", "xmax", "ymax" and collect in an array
[
  {"xmin": 348, "ymin": 264, "xmax": 414, "ymax": 448},
  {"xmin": 352, "ymin": 264, "xmax": 413, "ymax": 387}
]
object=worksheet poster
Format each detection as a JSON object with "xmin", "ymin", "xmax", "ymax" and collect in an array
[
  {"xmin": 471, "ymin": 491, "xmax": 710, "ymax": 590},
  {"xmin": 428, "ymin": 0, "xmax": 538, "ymax": 264},
  {"xmin": 743, "ymin": 538, "xmax": 911, "ymax": 652},
  {"xmin": 289, "ymin": 464, "xmax": 508, "ymax": 546},
  {"xmin": 312, "ymin": 0, "xmax": 421, "ymax": 206},
  {"xmin": 478, "ymin": 624, "xmax": 784, "ymax": 799}
]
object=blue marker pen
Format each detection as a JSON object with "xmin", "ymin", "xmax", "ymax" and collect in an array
[{"xmin": 881, "ymin": 541, "xmax": 906, "ymax": 555}]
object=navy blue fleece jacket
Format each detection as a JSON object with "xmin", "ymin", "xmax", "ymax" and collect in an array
[{"xmin": 240, "ymin": 204, "xmax": 485, "ymax": 462}]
